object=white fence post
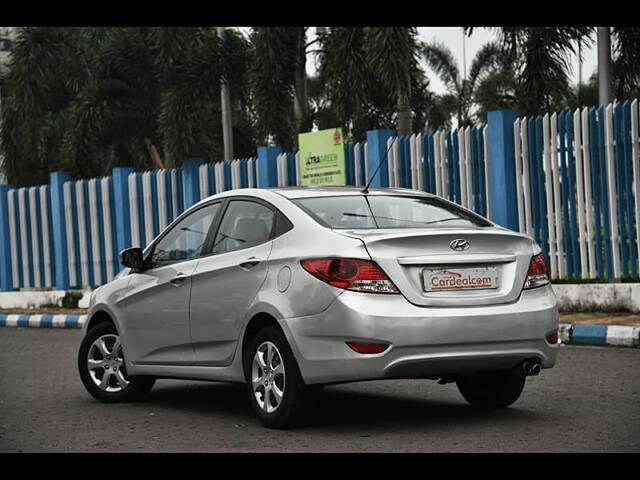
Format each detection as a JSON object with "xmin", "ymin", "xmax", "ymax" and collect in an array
[
  {"xmin": 605, "ymin": 103, "xmax": 621, "ymax": 279},
  {"xmin": 392, "ymin": 136, "xmax": 400, "ymax": 187},
  {"xmin": 514, "ymin": 119, "xmax": 524, "ymax": 232},
  {"xmin": 215, "ymin": 162, "xmax": 224, "ymax": 193},
  {"xmin": 458, "ymin": 129, "xmax": 467, "ymax": 207},
  {"xmin": 550, "ymin": 113, "xmax": 565, "ymax": 278},
  {"xmin": 386, "ymin": 137, "xmax": 396, "ymax": 187},
  {"xmin": 543, "ymin": 114, "xmax": 558, "ymax": 277},
  {"xmin": 464, "ymin": 127, "xmax": 473, "ymax": 209},
  {"xmin": 200, "ymin": 163, "xmax": 210, "ymax": 199},
  {"xmin": 581, "ymin": 108, "xmax": 596, "ymax": 278},
  {"xmin": 573, "ymin": 108, "xmax": 589, "ymax": 277}
]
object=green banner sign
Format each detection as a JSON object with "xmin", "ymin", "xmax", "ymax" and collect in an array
[{"xmin": 298, "ymin": 128, "xmax": 345, "ymax": 186}]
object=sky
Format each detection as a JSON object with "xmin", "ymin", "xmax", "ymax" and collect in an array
[{"xmin": 235, "ymin": 27, "xmax": 599, "ymax": 96}]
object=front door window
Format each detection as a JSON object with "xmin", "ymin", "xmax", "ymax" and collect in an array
[{"xmin": 150, "ymin": 203, "xmax": 221, "ymax": 267}]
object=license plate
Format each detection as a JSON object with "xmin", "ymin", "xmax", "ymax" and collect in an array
[{"xmin": 423, "ymin": 267, "xmax": 499, "ymax": 292}]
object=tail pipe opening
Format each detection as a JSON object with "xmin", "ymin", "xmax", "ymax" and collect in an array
[{"xmin": 520, "ymin": 359, "xmax": 542, "ymax": 376}]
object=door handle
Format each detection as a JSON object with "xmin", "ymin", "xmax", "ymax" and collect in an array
[
  {"xmin": 239, "ymin": 258, "xmax": 261, "ymax": 270},
  {"xmin": 170, "ymin": 272, "xmax": 189, "ymax": 286}
]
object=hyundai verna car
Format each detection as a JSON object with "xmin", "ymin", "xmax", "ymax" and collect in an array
[{"xmin": 78, "ymin": 187, "xmax": 559, "ymax": 428}]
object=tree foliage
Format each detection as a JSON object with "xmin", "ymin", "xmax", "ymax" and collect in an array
[
  {"xmin": 249, "ymin": 27, "xmax": 298, "ymax": 151},
  {"xmin": 316, "ymin": 27, "xmax": 441, "ymax": 141},
  {"xmin": 1, "ymin": 26, "xmax": 255, "ymax": 187},
  {"xmin": 422, "ymin": 40, "xmax": 508, "ymax": 126},
  {"xmin": 611, "ymin": 27, "xmax": 640, "ymax": 100},
  {"xmin": 2, "ymin": 26, "xmax": 639, "ymax": 188},
  {"xmin": 492, "ymin": 27, "xmax": 593, "ymax": 115}
]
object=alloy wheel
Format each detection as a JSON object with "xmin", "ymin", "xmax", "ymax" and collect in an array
[
  {"xmin": 87, "ymin": 334, "xmax": 130, "ymax": 392},
  {"xmin": 252, "ymin": 341, "xmax": 286, "ymax": 413}
]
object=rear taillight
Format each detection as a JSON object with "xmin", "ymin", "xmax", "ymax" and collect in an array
[
  {"xmin": 524, "ymin": 253, "xmax": 550, "ymax": 290},
  {"xmin": 300, "ymin": 258, "xmax": 399, "ymax": 294}
]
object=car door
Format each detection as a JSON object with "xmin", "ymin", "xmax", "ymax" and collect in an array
[
  {"xmin": 189, "ymin": 198, "xmax": 277, "ymax": 366},
  {"xmin": 119, "ymin": 201, "xmax": 222, "ymax": 366}
]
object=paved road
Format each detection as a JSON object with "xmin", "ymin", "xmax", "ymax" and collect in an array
[{"xmin": 0, "ymin": 328, "xmax": 638, "ymax": 452}]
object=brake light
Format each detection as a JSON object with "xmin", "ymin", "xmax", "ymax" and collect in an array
[
  {"xmin": 545, "ymin": 330, "xmax": 558, "ymax": 344},
  {"xmin": 300, "ymin": 258, "xmax": 399, "ymax": 294},
  {"xmin": 524, "ymin": 253, "xmax": 550, "ymax": 290}
]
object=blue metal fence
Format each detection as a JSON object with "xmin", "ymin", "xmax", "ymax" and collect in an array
[
  {"xmin": 513, "ymin": 100, "xmax": 640, "ymax": 280},
  {"xmin": 1, "ymin": 102, "xmax": 638, "ymax": 291}
]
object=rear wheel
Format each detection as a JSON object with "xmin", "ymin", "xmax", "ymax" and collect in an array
[
  {"xmin": 78, "ymin": 322, "xmax": 155, "ymax": 403},
  {"xmin": 456, "ymin": 369, "xmax": 526, "ymax": 408},
  {"xmin": 244, "ymin": 325, "xmax": 313, "ymax": 429}
]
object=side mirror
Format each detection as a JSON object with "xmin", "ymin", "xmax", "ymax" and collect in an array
[{"xmin": 119, "ymin": 247, "xmax": 145, "ymax": 270}]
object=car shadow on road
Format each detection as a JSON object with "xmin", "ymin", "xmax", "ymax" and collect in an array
[
  {"xmin": 311, "ymin": 385, "xmax": 550, "ymax": 432},
  {"xmin": 141, "ymin": 379, "xmax": 555, "ymax": 431}
]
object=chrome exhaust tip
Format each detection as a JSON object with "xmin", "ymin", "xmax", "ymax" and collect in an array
[
  {"xmin": 522, "ymin": 362, "xmax": 533, "ymax": 375},
  {"xmin": 531, "ymin": 364, "xmax": 541, "ymax": 376}
]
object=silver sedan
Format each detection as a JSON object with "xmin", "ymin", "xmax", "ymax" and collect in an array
[{"xmin": 78, "ymin": 187, "xmax": 559, "ymax": 428}]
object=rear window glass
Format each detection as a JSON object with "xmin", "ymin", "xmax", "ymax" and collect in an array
[{"xmin": 292, "ymin": 195, "xmax": 491, "ymax": 229}]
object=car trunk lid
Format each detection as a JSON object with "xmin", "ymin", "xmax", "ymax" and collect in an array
[{"xmin": 338, "ymin": 227, "xmax": 534, "ymax": 307}]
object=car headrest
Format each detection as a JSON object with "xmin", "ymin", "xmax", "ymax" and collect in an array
[{"xmin": 235, "ymin": 217, "xmax": 270, "ymax": 246}]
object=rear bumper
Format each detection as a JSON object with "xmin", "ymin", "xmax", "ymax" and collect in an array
[{"xmin": 280, "ymin": 285, "xmax": 559, "ymax": 385}]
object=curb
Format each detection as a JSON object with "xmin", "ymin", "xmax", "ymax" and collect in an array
[
  {"xmin": 0, "ymin": 314, "xmax": 86, "ymax": 329},
  {"xmin": 559, "ymin": 323, "xmax": 640, "ymax": 348},
  {"xmin": 1, "ymin": 315, "xmax": 638, "ymax": 348}
]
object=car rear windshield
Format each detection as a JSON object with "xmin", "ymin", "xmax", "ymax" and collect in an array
[{"xmin": 292, "ymin": 195, "xmax": 491, "ymax": 229}]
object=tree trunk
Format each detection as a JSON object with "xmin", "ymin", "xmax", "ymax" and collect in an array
[
  {"xmin": 293, "ymin": 27, "xmax": 308, "ymax": 143},
  {"xmin": 396, "ymin": 97, "xmax": 413, "ymax": 136},
  {"xmin": 144, "ymin": 138, "xmax": 165, "ymax": 170}
]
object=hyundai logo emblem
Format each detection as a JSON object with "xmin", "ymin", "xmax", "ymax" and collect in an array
[{"xmin": 450, "ymin": 239, "xmax": 469, "ymax": 251}]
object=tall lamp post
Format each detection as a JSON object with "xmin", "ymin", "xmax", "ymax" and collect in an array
[
  {"xmin": 217, "ymin": 26, "xmax": 234, "ymax": 162},
  {"xmin": 597, "ymin": 26, "xmax": 612, "ymax": 106}
]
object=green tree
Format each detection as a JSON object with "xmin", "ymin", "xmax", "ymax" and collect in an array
[
  {"xmin": 1, "ymin": 27, "xmax": 257, "ymax": 187},
  {"xmin": 248, "ymin": 27, "xmax": 299, "ymax": 151},
  {"xmin": 566, "ymin": 74, "xmax": 599, "ymax": 111},
  {"xmin": 1, "ymin": 27, "xmax": 82, "ymax": 186},
  {"xmin": 316, "ymin": 27, "xmax": 436, "ymax": 141},
  {"xmin": 490, "ymin": 27, "xmax": 593, "ymax": 115},
  {"xmin": 611, "ymin": 27, "xmax": 640, "ymax": 101},
  {"xmin": 422, "ymin": 40, "xmax": 507, "ymax": 127}
]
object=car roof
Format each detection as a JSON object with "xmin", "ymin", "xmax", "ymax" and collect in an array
[{"xmin": 269, "ymin": 186, "xmax": 434, "ymax": 200}]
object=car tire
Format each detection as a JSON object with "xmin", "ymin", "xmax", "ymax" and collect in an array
[
  {"xmin": 456, "ymin": 369, "xmax": 526, "ymax": 408},
  {"xmin": 244, "ymin": 325, "xmax": 314, "ymax": 429},
  {"xmin": 78, "ymin": 321, "xmax": 155, "ymax": 403}
]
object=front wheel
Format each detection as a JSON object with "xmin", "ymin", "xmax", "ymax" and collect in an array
[
  {"xmin": 456, "ymin": 369, "xmax": 526, "ymax": 408},
  {"xmin": 244, "ymin": 325, "xmax": 313, "ymax": 429},
  {"xmin": 78, "ymin": 322, "xmax": 155, "ymax": 403}
]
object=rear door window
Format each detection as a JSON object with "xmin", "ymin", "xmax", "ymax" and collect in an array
[{"xmin": 211, "ymin": 200, "xmax": 275, "ymax": 254}]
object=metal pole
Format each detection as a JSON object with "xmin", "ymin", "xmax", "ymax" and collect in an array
[
  {"xmin": 217, "ymin": 26, "xmax": 234, "ymax": 162},
  {"xmin": 0, "ymin": 83, "xmax": 5, "ymax": 184},
  {"xmin": 578, "ymin": 40, "xmax": 582, "ymax": 86},
  {"xmin": 462, "ymin": 27, "xmax": 467, "ymax": 83},
  {"xmin": 597, "ymin": 27, "xmax": 612, "ymax": 106}
]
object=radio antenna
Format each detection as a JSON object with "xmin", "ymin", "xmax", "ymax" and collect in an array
[{"xmin": 361, "ymin": 135, "xmax": 398, "ymax": 194}]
